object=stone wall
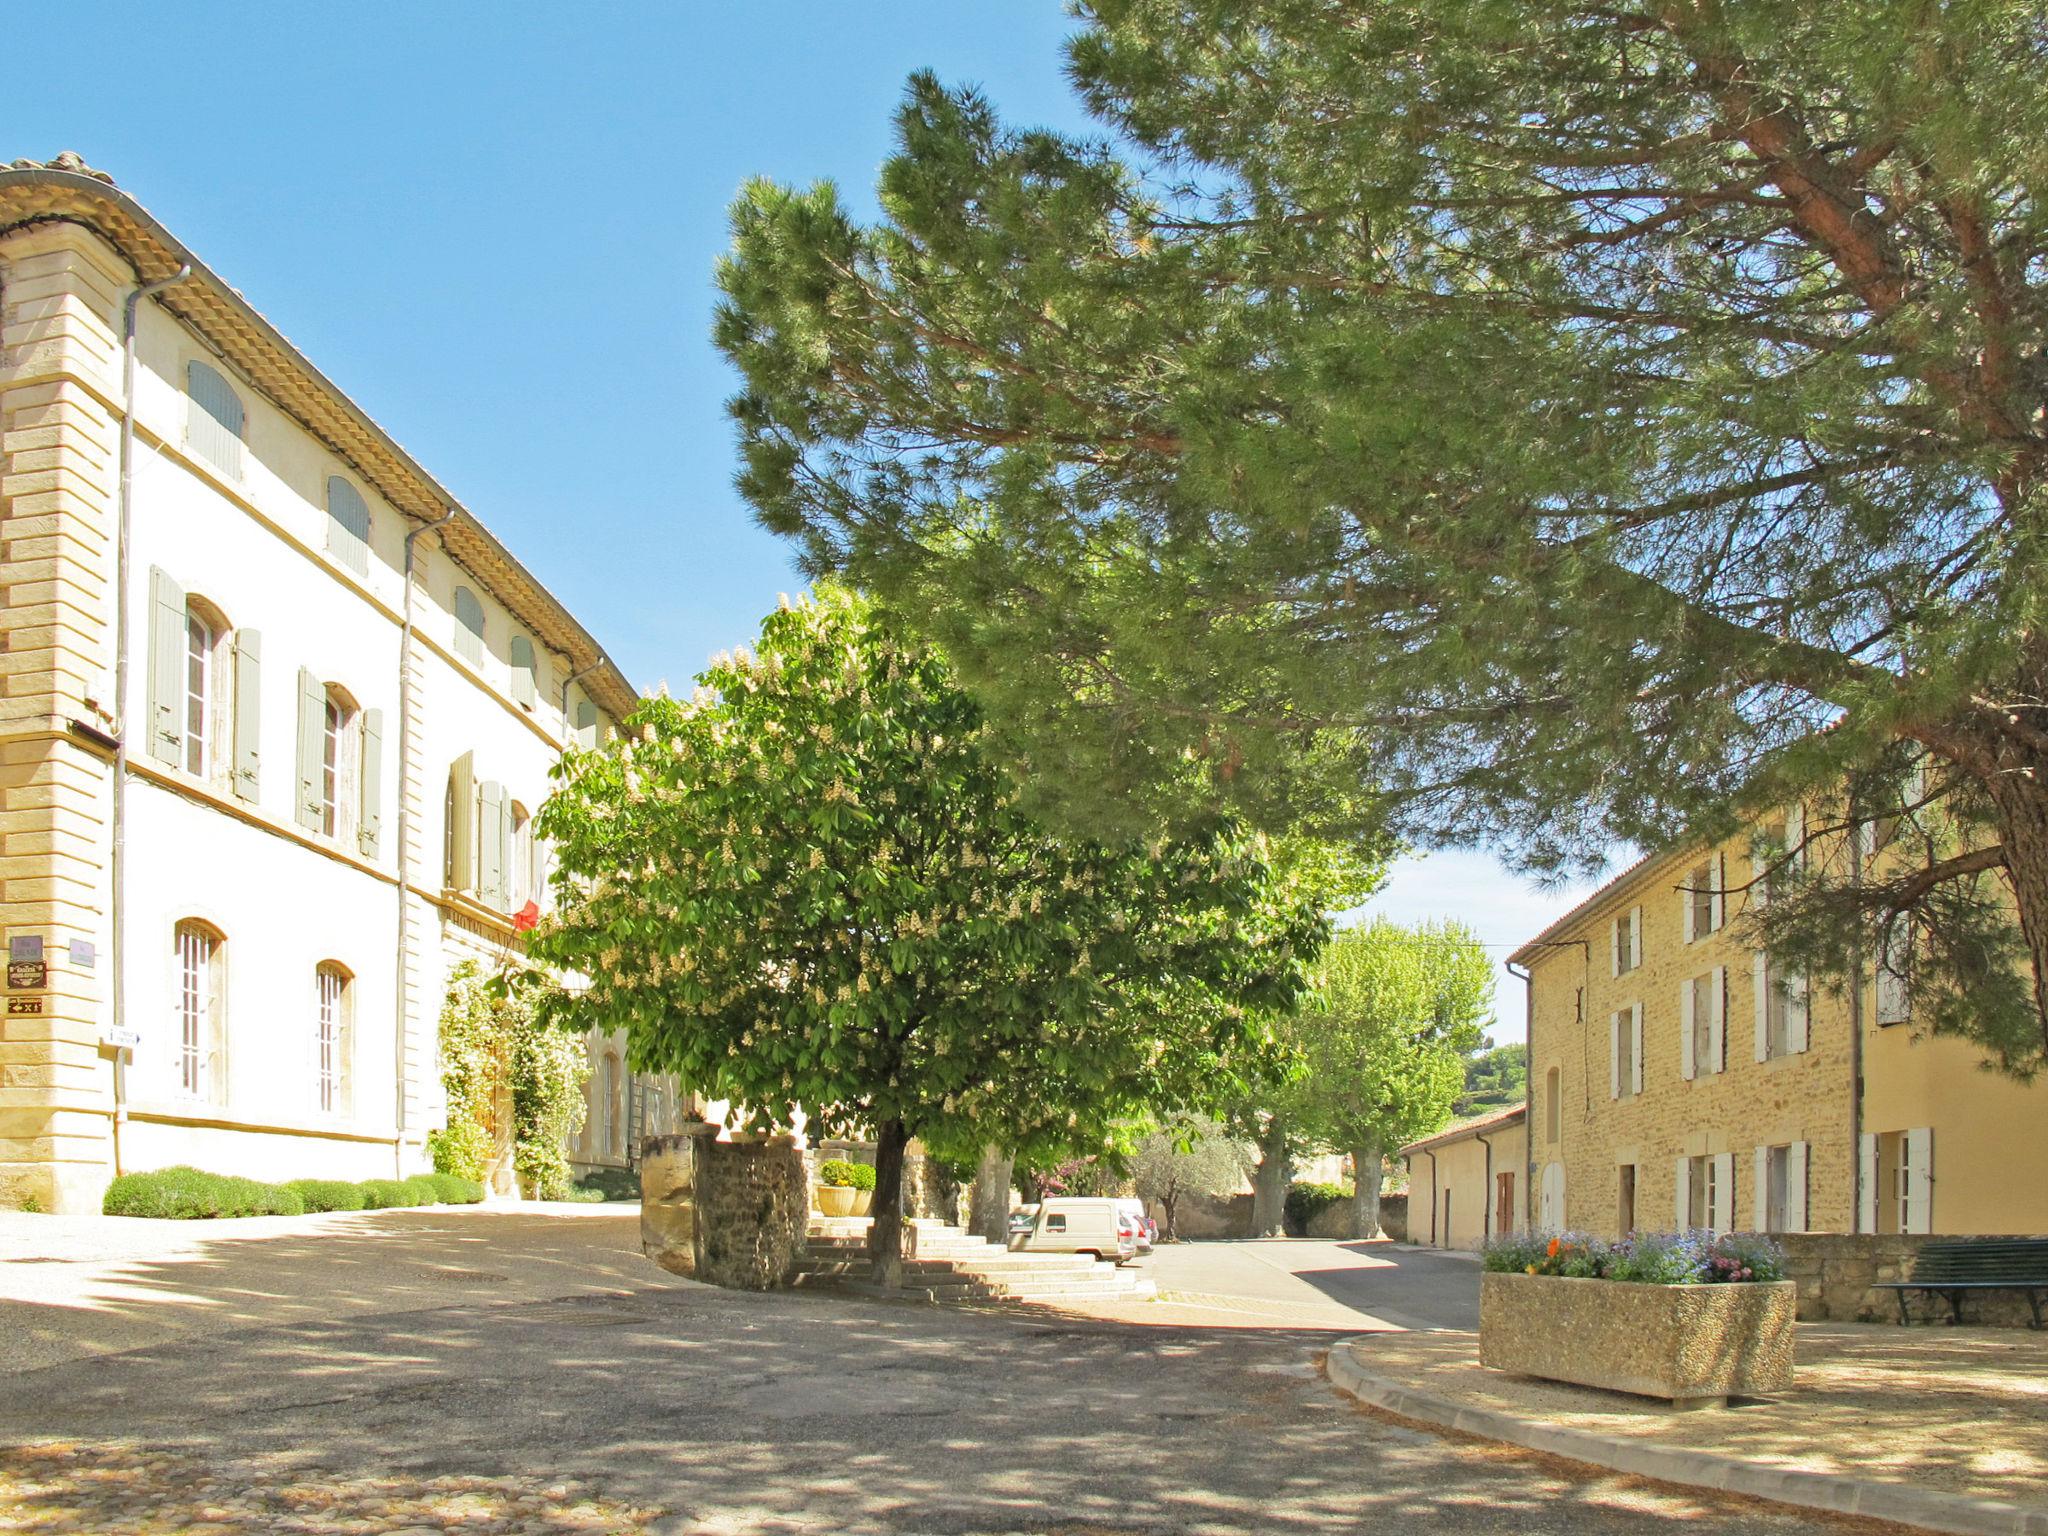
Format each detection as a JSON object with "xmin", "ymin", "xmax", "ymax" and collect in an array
[
  {"xmin": 640, "ymin": 1126, "xmax": 809, "ymax": 1291},
  {"xmin": 1780, "ymin": 1232, "xmax": 2048, "ymax": 1328},
  {"xmin": 1304, "ymin": 1193, "xmax": 1409, "ymax": 1242}
]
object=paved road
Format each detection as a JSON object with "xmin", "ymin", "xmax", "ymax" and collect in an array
[
  {"xmin": 1124, "ymin": 1238, "xmax": 1482, "ymax": 1331},
  {"xmin": 0, "ymin": 1211, "xmax": 1852, "ymax": 1535}
]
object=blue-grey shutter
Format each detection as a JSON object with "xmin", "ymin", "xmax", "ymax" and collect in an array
[
  {"xmin": 358, "ymin": 708, "xmax": 384, "ymax": 858},
  {"xmin": 186, "ymin": 361, "xmax": 244, "ymax": 477},
  {"xmin": 575, "ymin": 699, "xmax": 597, "ymax": 749},
  {"xmin": 510, "ymin": 635, "xmax": 536, "ymax": 708},
  {"xmin": 147, "ymin": 567, "xmax": 186, "ymax": 765},
  {"xmin": 453, "ymin": 588, "xmax": 484, "ymax": 664},
  {"xmin": 478, "ymin": 779, "xmax": 506, "ymax": 907},
  {"xmin": 326, "ymin": 476, "xmax": 371, "ymax": 575},
  {"xmin": 295, "ymin": 667, "xmax": 325, "ymax": 831},
  {"xmin": 231, "ymin": 628, "xmax": 261, "ymax": 801}
]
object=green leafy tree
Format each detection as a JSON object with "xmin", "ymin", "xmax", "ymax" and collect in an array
[
  {"xmin": 716, "ymin": 3, "xmax": 2048, "ymax": 1073},
  {"xmin": 530, "ymin": 587, "xmax": 1345, "ymax": 1278},
  {"xmin": 1129, "ymin": 1112, "xmax": 1253, "ymax": 1241},
  {"xmin": 1458, "ymin": 1043, "xmax": 1529, "ymax": 1117}
]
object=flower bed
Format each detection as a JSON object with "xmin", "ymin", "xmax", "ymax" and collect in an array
[{"xmin": 1484, "ymin": 1229, "xmax": 1785, "ymax": 1285}]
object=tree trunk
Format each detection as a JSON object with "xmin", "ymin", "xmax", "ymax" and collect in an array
[
  {"xmin": 1249, "ymin": 1119, "xmax": 1291, "ymax": 1238},
  {"xmin": 1159, "ymin": 1185, "xmax": 1181, "ymax": 1243},
  {"xmin": 868, "ymin": 1118, "xmax": 910, "ymax": 1285},
  {"xmin": 968, "ymin": 1144, "xmax": 1014, "ymax": 1245},
  {"xmin": 1983, "ymin": 752, "xmax": 2048, "ymax": 1060},
  {"xmin": 1349, "ymin": 1140, "xmax": 1384, "ymax": 1241}
]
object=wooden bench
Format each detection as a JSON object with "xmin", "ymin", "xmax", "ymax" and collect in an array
[{"xmin": 1872, "ymin": 1239, "xmax": 2048, "ymax": 1328}]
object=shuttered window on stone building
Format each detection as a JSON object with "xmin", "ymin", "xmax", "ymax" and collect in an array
[
  {"xmin": 186, "ymin": 360, "xmax": 245, "ymax": 477},
  {"xmin": 326, "ymin": 476, "xmax": 372, "ymax": 575}
]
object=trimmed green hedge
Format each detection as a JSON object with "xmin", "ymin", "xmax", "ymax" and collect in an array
[
  {"xmin": 425, "ymin": 1172, "xmax": 485, "ymax": 1205},
  {"xmin": 572, "ymin": 1165, "xmax": 641, "ymax": 1202},
  {"xmin": 103, "ymin": 1166, "xmax": 305, "ymax": 1219},
  {"xmin": 356, "ymin": 1178, "xmax": 421, "ymax": 1210},
  {"xmin": 285, "ymin": 1178, "xmax": 366, "ymax": 1213}
]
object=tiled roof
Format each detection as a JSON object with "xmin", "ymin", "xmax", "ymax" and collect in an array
[
  {"xmin": 0, "ymin": 155, "xmax": 637, "ymax": 721},
  {"xmin": 1397, "ymin": 1102, "xmax": 1526, "ymax": 1158}
]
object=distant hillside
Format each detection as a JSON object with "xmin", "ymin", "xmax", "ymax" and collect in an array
[{"xmin": 1456, "ymin": 1042, "xmax": 1526, "ymax": 1116}]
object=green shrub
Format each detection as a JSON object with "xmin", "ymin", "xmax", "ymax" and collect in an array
[
  {"xmin": 572, "ymin": 1165, "xmax": 640, "ymax": 1202},
  {"xmin": 104, "ymin": 1166, "xmax": 304, "ymax": 1219},
  {"xmin": 818, "ymin": 1158, "xmax": 861, "ymax": 1188},
  {"xmin": 425, "ymin": 1172, "xmax": 485, "ymax": 1205},
  {"xmin": 843, "ymin": 1161, "xmax": 876, "ymax": 1192},
  {"xmin": 557, "ymin": 1184, "xmax": 608, "ymax": 1203},
  {"xmin": 427, "ymin": 1121, "xmax": 491, "ymax": 1182},
  {"xmin": 1284, "ymin": 1180, "xmax": 1347, "ymax": 1233},
  {"xmin": 402, "ymin": 1174, "xmax": 444, "ymax": 1204},
  {"xmin": 357, "ymin": 1178, "xmax": 421, "ymax": 1210},
  {"xmin": 285, "ymin": 1178, "xmax": 366, "ymax": 1213}
]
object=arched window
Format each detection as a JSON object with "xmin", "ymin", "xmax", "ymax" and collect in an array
[
  {"xmin": 326, "ymin": 476, "xmax": 372, "ymax": 574},
  {"xmin": 319, "ymin": 685, "xmax": 359, "ymax": 840},
  {"xmin": 186, "ymin": 360, "xmax": 245, "ymax": 477},
  {"xmin": 149, "ymin": 573, "xmax": 258, "ymax": 800},
  {"xmin": 315, "ymin": 962, "xmax": 352, "ymax": 1115},
  {"xmin": 172, "ymin": 920, "xmax": 226, "ymax": 1103},
  {"xmin": 453, "ymin": 587, "xmax": 485, "ymax": 664}
]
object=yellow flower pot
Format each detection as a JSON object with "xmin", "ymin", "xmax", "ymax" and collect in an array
[{"xmin": 817, "ymin": 1185, "xmax": 857, "ymax": 1217}]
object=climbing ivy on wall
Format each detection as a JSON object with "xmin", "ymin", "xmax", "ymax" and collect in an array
[{"xmin": 430, "ymin": 961, "xmax": 591, "ymax": 1199}]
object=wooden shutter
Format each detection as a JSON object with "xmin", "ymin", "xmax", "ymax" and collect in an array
[
  {"xmin": 358, "ymin": 708, "xmax": 383, "ymax": 858},
  {"xmin": 1903, "ymin": 1128, "xmax": 1934, "ymax": 1234},
  {"xmin": 454, "ymin": 588, "xmax": 484, "ymax": 664},
  {"xmin": 1786, "ymin": 1141, "xmax": 1808, "ymax": 1232},
  {"xmin": 1682, "ymin": 872, "xmax": 1694, "ymax": 944},
  {"xmin": 1708, "ymin": 966, "xmax": 1726, "ymax": 1072},
  {"xmin": 1858, "ymin": 1134, "xmax": 1878, "ymax": 1233},
  {"xmin": 498, "ymin": 790, "xmax": 515, "ymax": 904},
  {"xmin": 1787, "ymin": 970, "xmax": 1809, "ymax": 1054},
  {"xmin": 1629, "ymin": 905, "xmax": 1642, "ymax": 972},
  {"xmin": 148, "ymin": 567, "xmax": 186, "ymax": 765},
  {"xmin": 1786, "ymin": 801, "xmax": 1805, "ymax": 869},
  {"xmin": 447, "ymin": 752, "xmax": 476, "ymax": 890},
  {"xmin": 1679, "ymin": 980, "xmax": 1696, "ymax": 1081},
  {"xmin": 1876, "ymin": 920, "xmax": 1910, "ymax": 1024},
  {"xmin": 1753, "ymin": 1146, "xmax": 1771, "ymax": 1230},
  {"xmin": 1610, "ymin": 916, "xmax": 1620, "ymax": 978},
  {"xmin": 230, "ymin": 629, "xmax": 262, "ymax": 801},
  {"xmin": 294, "ymin": 668, "xmax": 325, "ymax": 831},
  {"xmin": 1673, "ymin": 1157, "xmax": 1692, "ymax": 1229},
  {"xmin": 1711, "ymin": 1152, "xmax": 1735, "ymax": 1233},
  {"xmin": 1753, "ymin": 952, "xmax": 1771, "ymax": 1061},
  {"xmin": 575, "ymin": 698, "xmax": 598, "ymax": 748},
  {"xmin": 478, "ymin": 779, "xmax": 506, "ymax": 908},
  {"xmin": 1710, "ymin": 851, "xmax": 1725, "ymax": 932},
  {"xmin": 186, "ymin": 360, "xmax": 245, "ymax": 476},
  {"xmin": 1609, "ymin": 1012, "xmax": 1621, "ymax": 1099},
  {"xmin": 510, "ymin": 635, "xmax": 536, "ymax": 708},
  {"xmin": 326, "ymin": 476, "xmax": 371, "ymax": 574},
  {"xmin": 1630, "ymin": 1005, "xmax": 1644, "ymax": 1096}
]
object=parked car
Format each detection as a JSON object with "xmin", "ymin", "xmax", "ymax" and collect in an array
[
  {"xmin": 1114, "ymin": 1198, "xmax": 1156, "ymax": 1254},
  {"xmin": 1013, "ymin": 1196, "xmax": 1136, "ymax": 1264}
]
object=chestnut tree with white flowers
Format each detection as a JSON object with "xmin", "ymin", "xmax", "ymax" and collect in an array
[{"xmin": 530, "ymin": 587, "xmax": 1353, "ymax": 1279}]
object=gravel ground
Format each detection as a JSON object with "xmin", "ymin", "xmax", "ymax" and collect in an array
[{"xmin": 1343, "ymin": 1324, "xmax": 2048, "ymax": 1506}]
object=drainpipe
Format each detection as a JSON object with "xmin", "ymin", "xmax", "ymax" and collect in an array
[
  {"xmin": 1848, "ymin": 813, "xmax": 1866, "ymax": 1233},
  {"xmin": 1476, "ymin": 1129, "xmax": 1496, "ymax": 1245},
  {"xmin": 1424, "ymin": 1149, "xmax": 1439, "ymax": 1245},
  {"xmin": 1508, "ymin": 957, "xmax": 1533, "ymax": 1232},
  {"xmin": 109, "ymin": 264, "xmax": 192, "ymax": 1176},
  {"xmin": 393, "ymin": 509, "xmax": 455, "ymax": 1175}
]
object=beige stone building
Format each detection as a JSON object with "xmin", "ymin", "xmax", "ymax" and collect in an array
[
  {"xmin": 1512, "ymin": 803, "xmax": 2048, "ymax": 1238},
  {"xmin": 1399, "ymin": 1105, "xmax": 1526, "ymax": 1251},
  {"xmin": 0, "ymin": 156, "xmax": 679, "ymax": 1210}
]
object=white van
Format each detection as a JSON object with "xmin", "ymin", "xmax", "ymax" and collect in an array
[{"xmin": 1013, "ymin": 1196, "xmax": 1136, "ymax": 1263}]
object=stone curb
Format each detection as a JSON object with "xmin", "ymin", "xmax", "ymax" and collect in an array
[{"xmin": 1324, "ymin": 1342, "xmax": 2048, "ymax": 1536}]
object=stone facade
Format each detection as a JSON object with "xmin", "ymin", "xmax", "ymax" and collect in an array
[
  {"xmin": 1514, "ymin": 809, "xmax": 2048, "ymax": 1241},
  {"xmin": 640, "ymin": 1127, "xmax": 809, "ymax": 1291},
  {"xmin": 1400, "ymin": 1107, "xmax": 1527, "ymax": 1251},
  {"xmin": 1480, "ymin": 1272, "xmax": 1796, "ymax": 1405},
  {"xmin": 1779, "ymin": 1232, "xmax": 2048, "ymax": 1327},
  {"xmin": 1304, "ymin": 1192, "xmax": 1410, "ymax": 1242}
]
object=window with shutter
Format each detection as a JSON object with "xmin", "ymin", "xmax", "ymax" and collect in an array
[
  {"xmin": 510, "ymin": 635, "xmax": 537, "ymax": 708},
  {"xmin": 1876, "ymin": 917, "xmax": 1911, "ymax": 1025},
  {"xmin": 1679, "ymin": 979, "xmax": 1696, "ymax": 1081},
  {"xmin": 231, "ymin": 629, "xmax": 261, "ymax": 802},
  {"xmin": 453, "ymin": 587, "xmax": 485, "ymax": 664},
  {"xmin": 148, "ymin": 568, "xmax": 187, "ymax": 766},
  {"xmin": 186, "ymin": 360, "xmax": 245, "ymax": 477},
  {"xmin": 478, "ymin": 779, "xmax": 506, "ymax": 908},
  {"xmin": 358, "ymin": 709, "xmax": 384, "ymax": 859},
  {"xmin": 445, "ymin": 752, "xmax": 476, "ymax": 891},
  {"xmin": 294, "ymin": 669, "xmax": 327, "ymax": 831},
  {"xmin": 326, "ymin": 477, "xmax": 371, "ymax": 575},
  {"xmin": 575, "ymin": 698, "xmax": 598, "ymax": 749}
]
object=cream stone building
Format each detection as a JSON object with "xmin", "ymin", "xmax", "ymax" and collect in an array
[
  {"xmin": 0, "ymin": 156, "xmax": 677, "ymax": 1211},
  {"xmin": 1512, "ymin": 801, "xmax": 2048, "ymax": 1239},
  {"xmin": 1399, "ymin": 1105, "xmax": 1527, "ymax": 1252}
]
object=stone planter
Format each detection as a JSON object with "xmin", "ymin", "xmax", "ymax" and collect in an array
[
  {"xmin": 851, "ymin": 1189, "xmax": 873, "ymax": 1216},
  {"xmin": 816, "ymin": 1184, "xmax": 857, "ymax": 1218},
  {"xmin": 1480, "ymin": 1272, "xmax": 1795, "ymax": 1407}
]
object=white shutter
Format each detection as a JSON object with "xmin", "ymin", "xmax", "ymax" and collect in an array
[
  {"xmin": 1787, "ymin": 970, "xmax": 1809, "ymax": 1054},
  {"xmin": 1753, "ymin": 1146, "xmax": 1770, "ymax": 1231},
  {"xmin": 1711, "ymin": 851, "xmax": 1725, "ymax": 931},
  {"xmin": 1712, "ymin": 1153, "xmax": 1736, "ymax": 1233},
  {"xmin": 1787, "ymin": 1141, "xmax": 1808, "ymax": 1232},
  {"xmin": 1630, "ymin": 906, "xmax": 1642, "ymax": 972},
  {"xmin": 1630, "ymin": 1005, "xmax": 1644, "ymax": 1096},
  {"xmin": 1680, "ymin": 980, "xmax": 1696, "ymax": 1081},
  {"xmin": 1752, "ymin": 835, "xmax": 1771, "ymax": 909},
  {"xmin": 1609, "ymin": 1012, "xmax": 1621, "ymax": 1099},
  {"xmin": 1753, "ymin": 952, "xmax": 1770, "ymax": 1061},
  {"xmin": 1858, "ymin": 1133, "xmax": 1878, "ymax": 1233},
  {"xmin": 1674, "ymin": 1157, "xmax": 1692, "ymax": 1229},
  {"xmin": 1682, "ymin": 874, "xmax": 1695, "ymax": 943},
  {"xmin": 1708, "ymin": 967, "xmax": 1727, "ymax": 1073},
  {"xmin": 1786, "ymin": 801, "xmax": 1805, "ymax": 868},
  {"xmin": 1610, "ymin": 917, "xmax": 1621, "ymax": 978},
  {"xmin": 1904, "ymin": 1128, "xmax": 1934, "ymax": 1234}
]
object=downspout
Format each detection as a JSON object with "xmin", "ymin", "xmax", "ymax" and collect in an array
[
  {"xmin": 1848, "ymin": 815, "xmax": 1866, "ymax": 1233},
  {"xmin": 1476, "ymin": 1129, "xmax": 1496, "ymax": 1245},
  {"xmin": 1425, "ymin": 1149, "xmax": 1439, "ymax": 1246},
  {"xmin": 109, "ymin": 264, "xmax": 192, "ymax": 1176},
  {"xmin": 1508, "ymin": 957, "xmax": 1533, "ymax": 1232},
  {"xmin": 394, "ymin": 509, "xmax": 456, "ymax": 1174}
]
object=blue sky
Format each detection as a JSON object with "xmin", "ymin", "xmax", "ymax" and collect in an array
[{"xmin": 18, "ymin": 3, "xmax": 1598, "ymax": 1039}]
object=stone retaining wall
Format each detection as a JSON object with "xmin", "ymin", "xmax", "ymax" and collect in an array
[
  {"xmin": 640, "ymin": 1125, "xmax": 809, "ymax": 1290},
  {"xmin": 1779, "ymin": 1232, "xmax": 2048, "ymax": 1328}
]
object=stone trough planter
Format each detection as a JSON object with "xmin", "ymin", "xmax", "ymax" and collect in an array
[{"xmin": 1480, "ymin": 1271, "xmax": 1795, "ymax": 1407}]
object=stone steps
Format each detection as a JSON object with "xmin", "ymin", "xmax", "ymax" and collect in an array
[{"xmin": 801, "ymin": 1215, "xmax": 1153, "ymax": 1306}]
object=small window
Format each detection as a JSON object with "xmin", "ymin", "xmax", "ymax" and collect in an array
[
  {"xmin": 1611, "ymin": 905, "xmax": 1641, "ymax": 975},
  {"xmin": 453, "ymin": 587, "xmax": 485, "ymax": 664},
  {"xmin": 173, "ymin": 919, "xmax": 225, "ymax": 1102},
  {"xmin": 1876, "ymin": 917, "xmax": 1912, "ymax": 1025},
  {"xmin": 1611, "ymin": 1005, "xmax": 1638, "ymax": 1098},
  {"xmin": 1686, "ymin": 862, "xmax": 1717, "ymax": 939},
  {"xmin": 1045, "ymin": 1213, "xmax": 1067, "ymax": 1233},
  {"xmin": 1690, "ymin": 972, "xmax": 1718, "ymax": 1074},
  {"xmin": 315, "ymin": 962, "xmax": 352, "ymax": 1115},
  {"xmin": 1617, "ymin": 1164, "xmax": 1637, "ymax": 1234},
  {"xmin": 1544, "ymin": 1066, "xmax": 1561, "ymax": 1143},
  {"xmin": 320, "ymin": 687, "xmax": 359, "ymax": 840},
  {"xmin": 186, "ymin": 360, "xmax": 245, "ymax": 477},
  {"xmin": 326, "ymin": 477, "xmax": 372, "ymax": 575},
  {"xmin": 183, "ymin": 604, "xmax": 218, "ymax": 776}
]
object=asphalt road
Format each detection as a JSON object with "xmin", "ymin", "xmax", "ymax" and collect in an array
[{"xmin": 0, "ymin": 1212, "xmax": 1854, "ymax": 1535}]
